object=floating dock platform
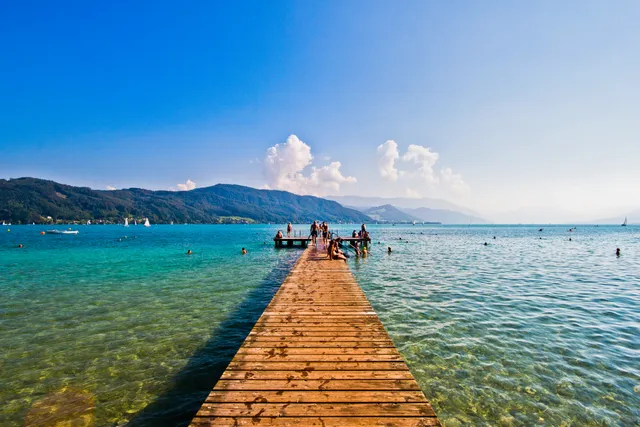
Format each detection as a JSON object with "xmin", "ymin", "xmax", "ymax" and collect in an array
[{"xmin": 190, "ymin": 246, "xmax": 441, "ymax": 426}]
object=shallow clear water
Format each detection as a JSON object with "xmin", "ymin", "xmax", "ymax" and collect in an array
[
  {"xmin": 348, "ymin": 225, "xmax": 640, "ymax": 426},
  {"xmin": 1, "ymin": 224, "xmax": 639, "ymax": 426},
  {"xmin": 0, "ymin": 225, "xmax": 300, "ymax": 426}
]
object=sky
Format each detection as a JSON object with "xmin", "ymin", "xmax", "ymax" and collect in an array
[{"xmin": 1, "ymin": 1, "xmax": 639, "ymax": 221}]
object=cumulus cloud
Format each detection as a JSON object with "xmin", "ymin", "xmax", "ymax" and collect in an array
[
  {"xmin": 174, "ymin": 179, "xmax": 196, "ymax": 191},
  {"xmin": 402, "ymin": 144, "xmax": 440, "ymax": 185},
  {"xmin": 440, "ymin": 167, "xmax": 470, "ymax": 195},
  {"xmin": 106, "ymin": 186, "xmax": 116, "ymax": 190},
  {"xmin": 263, "ymin": 134, "xmax": 356, "ymax": 196},
  {"xmin": 377, "ymin": 140, "xmax": 400, "ymax": 181},
  {"xmin": 376, "ymin": 141, "xmax": 469, "ymax": 197}
]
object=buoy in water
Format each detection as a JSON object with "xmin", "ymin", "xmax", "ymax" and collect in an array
[{"xmin": 41, "ymin": 231, "xmax": 45, "ymax": 235}]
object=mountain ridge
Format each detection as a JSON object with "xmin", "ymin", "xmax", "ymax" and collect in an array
[{"xmin": 0, "ymin": 178, "xmax": 371, "ymax": 224}]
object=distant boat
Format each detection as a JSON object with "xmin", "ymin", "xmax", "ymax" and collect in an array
[
  {"xmin": 2, "ymin": 221, "xmax": 10, "ymax": 226},
  {"xmin": 170, "ymin": 221, "xmax": 174, "ymax": 225},
  {"xmin": 87, "ymin": 220, "xmax": 91, "ymax": 225},
  {"xmin": 134, "ymin": 219, "xmax": 137, "ymax": 226},
  {"xmin": 622, "ymin": 217, "xmax": 627, "ymax": 227},
  {"xmin": 144, "ymin": 218, "xmax": 151, "ymax": 227},
  {"xmin": 124, "ymin": 218, "xmax": 129, "ymax": 227},
  {"xmin": 46, "ymin": 229, "xmax": 79, "ymax": 235}
]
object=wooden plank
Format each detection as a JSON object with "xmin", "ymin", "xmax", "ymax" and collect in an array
[
  {"xmin": 191, "ymin": 417, "xmax": 441, "ymax": 426},
  {"xmin": 213, "ymin": 379, "xmax": 422, "ymax": 391},
  {"xmin": 231, "ymin": 354, "xmax": 405, "ymax": 362},
  {"xmin": 189, "ymin": 246, "xmax": 441, "ymax": 426},
  {"xmin": 219, "ymin": 371, "xmax": 415, "ymax": 380},
  {"xmin": 205, "ymin": 390, "xmax": 427, "ymax": 402},
  {"xmin": 226, "ymin": 361, "xmax": 409, "ymax": 370},
  {"xmin": 195, "ymin": 402, "xmax": 436, "ymax": 417},
  {"xmin": 235, "ymin": 348, "xmax": 401, "ymax": 355}
]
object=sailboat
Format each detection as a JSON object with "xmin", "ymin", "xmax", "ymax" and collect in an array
[
  {"xmin": 622, "ymin": 217, "xmax": 628, "ymax": 227},
  {"xmin": 124, "ymin": 218, "xmax": 129, "ymax": 227},
  {"xmin": 144, "ymin": 218, "xmax": 151, "ymax": 227},
  {"xmin": 87, "ymin": 220, "xmax": 91, "ymax": 225},
  {"xmin": 134, "ymin": 219, "xmax": 137, "ymax": 226}
]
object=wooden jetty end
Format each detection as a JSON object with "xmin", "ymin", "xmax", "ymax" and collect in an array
[
  {"xmin": 190, "ymin": 247, "xmax": 441, "ymax": 426},
  {"xmin": 274, "ymin": 237, "xmax": 311, "ymax": 248}
]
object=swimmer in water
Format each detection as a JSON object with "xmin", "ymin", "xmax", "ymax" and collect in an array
[
  {"xmin": 616, "ymin": 248, "xmax": 620, "ymax": 257},
  {"xmin": 187, "ymin": 250, "xmax": 192, "ymax": 255},
  {"xmin": 388, "ymin": 246, "xmax": 392, "ymax": 253},
  {"xmin": 484, "ymin": 242, "xmax": 488, "ymax": 246},
  {"xmin": 242, "ymin": 248, "xmax": 247, "ymax": 255},
  {"xmin": 18, "ymin": 244, "xmax": 23, "ymax": 248}
]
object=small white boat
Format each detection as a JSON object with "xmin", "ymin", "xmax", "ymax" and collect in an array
[
  {"xmin": 622, "ymin": 217, "xmax": 627, "ymax": 226},
  {"xmin": 46, "ymin": 229, "xmax": 79, "ymax": 235},
  {"xmin": 144, "ymin": 218, "xmax": 151, "ymax": 227},
  {"xmin": 87, "ymin": 220, "xmax": 91, "ymax": 225},
  {"xmin": 134, "ymin": 219, "xmax": 137, "ymax": 226},
  {"xmin": 124, "ymin": 217, "xmax": 129, "ymax": 227},
  {"xmin": 170, "ymin": 221, "xmax": 174, "ymax": 225}
]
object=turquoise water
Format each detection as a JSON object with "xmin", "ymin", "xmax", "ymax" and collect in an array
[{"xmin": 1, "ymin": 224, "xmax": 639, "ymax": 426}]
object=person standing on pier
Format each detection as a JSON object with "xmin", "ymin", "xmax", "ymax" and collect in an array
[
  {"xmin": 322, "ymin": 221, "xmax": 329, "ymax": 246},
  {"xmin": 287, "ymin": 222, "xmax": 292, "ymax": 237},
  {"xmin": 310, "ymin": 221, "xmax": 319, "ymax": 245}
]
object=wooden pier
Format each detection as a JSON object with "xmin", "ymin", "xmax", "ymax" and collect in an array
[{"xmin": 190, "ymin": 246, "xmax": 441, "ymax": 426}]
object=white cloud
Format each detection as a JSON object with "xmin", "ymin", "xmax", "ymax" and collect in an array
[
  {"xmin": 174, "ymin": 179, "xmax": 196, "ymax": 191},
  {"xmin": 376, "ymin": 141, "xmax": 469, "ymax": 198},
  {"xmin": 440, "ymin": 167, "xmax": 470, "ymax": 195},
  {"xmin": 377, "ymin": 140, "xmax": 399, "ymax": 181},
  {"xmin": 402, "ymin": 144, "xmax": 440, "ymax": 185},
  {"xmin": 106, "ymin": 185, "xmax": 116, "ymax": 190},
  {"xmin": 263, "ymin": 134, "xmax": 356, "ymax": 196}
]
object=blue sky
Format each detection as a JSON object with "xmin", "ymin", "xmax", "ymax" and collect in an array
[{"xmin": 1, "ymin": 1, "xmax": 639, "ymax": 220}]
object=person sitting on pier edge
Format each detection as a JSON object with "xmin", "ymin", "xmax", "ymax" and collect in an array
[
  {"xmin": 352, "ymin": 230, "xmax": 358, "ymax": 238},
  {"xmin": 275, "ymin": 230, "xmax": 283, "ymax": 239},
  {"xmin": 328, "ymin": 239, "xmax": 347, "ymax": 261},
  {"xmin": 286, "ymin": 222, "xmax": 292, "ymax": 237}
]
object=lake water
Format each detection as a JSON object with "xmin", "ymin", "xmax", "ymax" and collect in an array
[{"xmin": 1, "ymin": 224, "xmax": 638, "ymax": 426}]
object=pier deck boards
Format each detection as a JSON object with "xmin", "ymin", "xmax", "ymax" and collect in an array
[{"xmin": 191, "ymin": 247, "xmax": 440, "ymax": 426}]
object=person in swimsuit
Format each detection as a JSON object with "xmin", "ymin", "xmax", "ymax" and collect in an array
[
  {"xmin": 310, "ymin": 221, "xmax": 319, "ymax": 245},
  {"xmin": 287, "ymin": 223, "xmax": 292, "ymax": 237}
]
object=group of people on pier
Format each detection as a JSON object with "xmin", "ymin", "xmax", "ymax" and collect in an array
[{"xmin": 275, "ymin": 221, "xmax": 371, "ymax": 261}]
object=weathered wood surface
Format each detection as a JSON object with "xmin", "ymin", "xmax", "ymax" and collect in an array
[{"xmin": 190, "ymin": 247, "xmax": 440, "ymax": 426}]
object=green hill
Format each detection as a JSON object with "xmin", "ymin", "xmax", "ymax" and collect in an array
[{"xmin": 0, "ymin": 178, "xmax": 371, "ymax": 224}]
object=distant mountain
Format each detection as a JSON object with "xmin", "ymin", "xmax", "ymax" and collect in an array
[
  {"xmin": 360, "ymin": 204, "xmax": 423, "ymax": 223},
  {"xmin": 328, "ymin": 195, "xmax": 489, "ymax": 224},
  {"xmin": 401, "ymin": 207, "xmax": 489, "ymax": 225},
  {"xmin": 0, "ymin": 178, "xmax": 371, "ymax": 224},
  {"xmin": 327, "ymin": 195, "xmax": 481, "ymax": 216}
]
